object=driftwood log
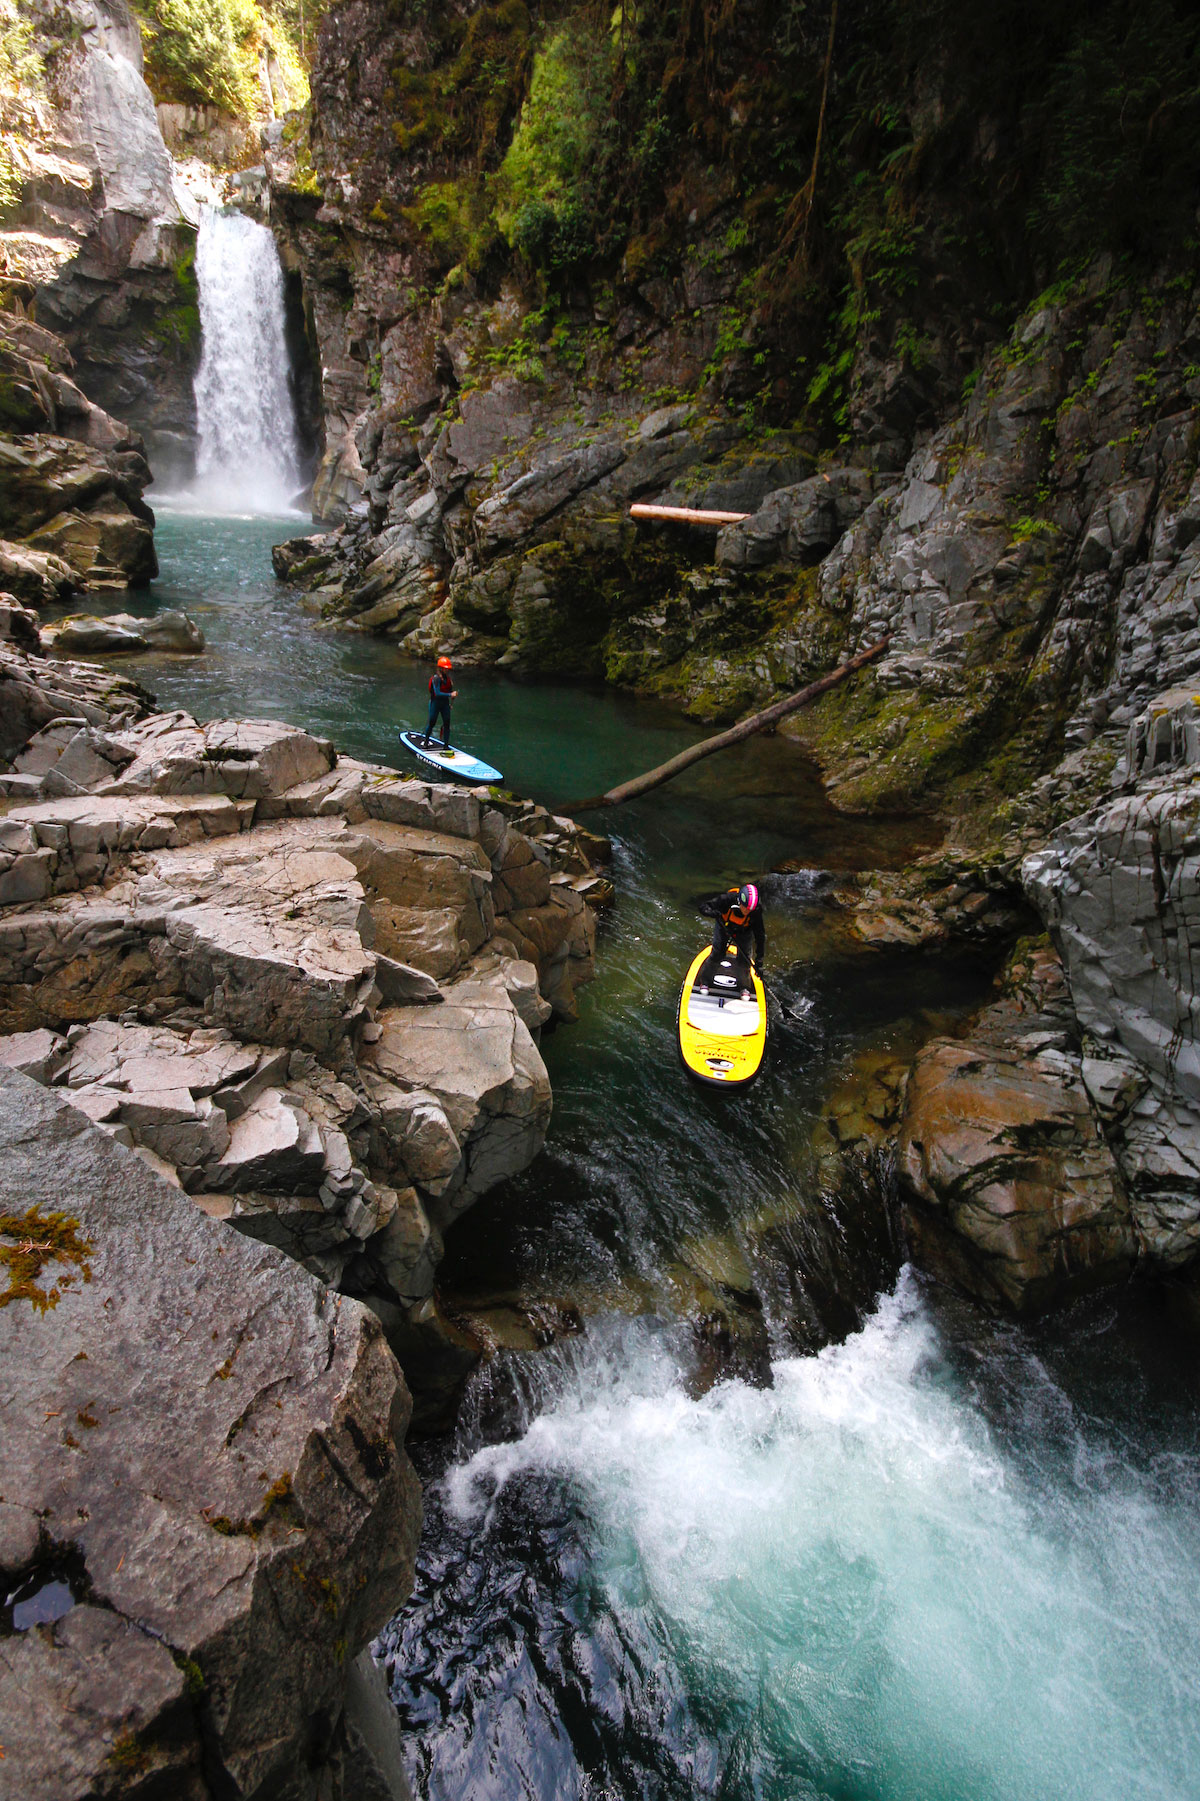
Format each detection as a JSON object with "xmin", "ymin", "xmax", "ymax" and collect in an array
[
  {"xmin": 629, "ymin": 503, "xmax": 751, "ymax": 525},
  {"xmin": 571, "ymin": 635, "xmax": 892, "ymax": 812}
]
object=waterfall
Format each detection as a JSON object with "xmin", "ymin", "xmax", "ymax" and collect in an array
[{"xmin": 191, "ymin": 208, "xmax": 302, "ymax": 514}]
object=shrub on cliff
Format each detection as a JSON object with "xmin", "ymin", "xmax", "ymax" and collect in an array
[
  {"xmin": 497, "ymin": 21, "xmax": 612, "ymax": 271},
  {"xmin": 133, "ymin": 0, "xmax": 312, "ymax": 118},
  {"xmin": 136, "ymin": 0, "xmax": 258, "ymax": 113},
  {"xmin": 0, "ymin": 0, "xmax": 40, "ymax": 216}
]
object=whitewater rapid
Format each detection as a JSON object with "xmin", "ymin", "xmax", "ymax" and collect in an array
[{"xmin": 415, "ymin": 1274, "xmax": 1200, "ymax": 1800}]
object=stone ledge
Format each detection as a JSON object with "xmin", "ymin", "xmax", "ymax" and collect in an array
[{"xmin": 0, "ymin": 1069, "xmax": 421, "ymax": 1801}]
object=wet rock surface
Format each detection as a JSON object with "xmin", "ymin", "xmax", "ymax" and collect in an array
[
  {"xmin": 899, "ymin": 944, "xmax": 1136, "ymax": 1314},
  {"xmin": 41, "ymin": 610, "xmax": 205, "ymax": 656},
  {"xmin": 0, "ymin": 1069, "xmax": 421, "ymax": 1801},
  {"xmin": 1024, "ymin": 689, "xmax": 1200, "ymax": 1271},
  {"xmin": 0, "ymin": 643, "xmax": 604, "ymax": 1418},
  {"xmin": 798, "ymin": 682, "xmax": 1200, "ymax": 1320},
  {"xmin": 899, "ymin": 771, "xmax": 1200, "ymax": 1314}
]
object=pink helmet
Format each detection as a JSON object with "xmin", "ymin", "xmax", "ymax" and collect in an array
[{"xmin": 739, "ymin": 883, "xmax": 759, "ymax": 911}]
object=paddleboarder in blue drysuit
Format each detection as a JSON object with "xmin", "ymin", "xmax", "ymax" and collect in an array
[{"xmin": 421, "ymin": 656, "xmax": 457, "ymax": 753}]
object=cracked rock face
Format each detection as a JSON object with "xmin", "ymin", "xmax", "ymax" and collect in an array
[
  {"xmin": 0, "ymin": 656, "xmax": 606, "ymax": 1426},
  {"xmin": 1024, "ymin": 761, "xmax": 1200, "ymax": 1105},
  {"xmin": 900, "ymin": 1033, "xmax": 1134, "ymax": 1315},
  {"xmin": 363, "ymin": 969, "xmax": 553, "ymax": 1229},
  {"xmin": 0, "ymin": 642, "xmax": 151, "ymax": 770},
  {"xmin": 0, "ymin": 1069, "xmax": 421, "ymax": 1801},
  {"xmin": 1023, "ymin": 691, "xmax": 1200, "ymax": 1268},
  {"xmin": 898, "ymin": 942, "xmax": 1137, "ymax": 1313}
]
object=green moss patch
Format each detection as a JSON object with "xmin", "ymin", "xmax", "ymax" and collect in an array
[
  {"xmin": 203, "ymin": 1469, "xmax": 299, "ymax": 1538},
  {"xmin": 0, "ymin": 1207, "xmax": 94, "ymax": 1314}
]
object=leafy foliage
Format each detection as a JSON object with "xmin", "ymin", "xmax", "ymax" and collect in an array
[
  {"xmin": 387, "ymin": 0, "xmax": 533, "ymax": 160},
  {"xmin": 1027, "ymin": 0, "xmax": 1200, "ymax": 257},
  {"xmin": 383, "ymin": 0, "xmax": 1200, "ymax": 436},
  {"xmin": 136, "ymin": 0, "xmax": 257, "ymax": 113},
  {"xmin": 496, "ymin": 22, "xmax": 614, "ymax": 270},
  {"xmin": 133, "ymin": 0, "xmax": 313, "ymax": 117},
  {"xmin": 0, "ymin": 0, "xmax": 41, "ymax": 216}
]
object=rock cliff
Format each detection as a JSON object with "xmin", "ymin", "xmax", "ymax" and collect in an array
[
  {"xmin": 888, "ymin": 683, "xmax": 1200, "ymax": 1314},
  {"xmin": 0, "ymin": 647, "xmax": 605, "ymax": 1423},
  {"xmin": 0, "ymin": 308, "xmax": 159, "ymax": 597},
  {"xmin": 0, "ymin": 1068, "xmax": 421, "ymax": 1801},
  {"xmin": 3, "ymin": 0, "xmax": 200, "ymax": 480},
  {"xmin": 261, "ymin": 0, "xmax": 1199, "ymax": 722}
]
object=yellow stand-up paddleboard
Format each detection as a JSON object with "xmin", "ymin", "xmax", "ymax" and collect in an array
[{"xmin": 677, "ymin": 945, "xmax": 767, "ymax": 1088}]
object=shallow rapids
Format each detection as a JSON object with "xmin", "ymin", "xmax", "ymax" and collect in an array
[{"xmin": 381, "ymin": 1278, "xmax": 1200, "ymax": 1801}]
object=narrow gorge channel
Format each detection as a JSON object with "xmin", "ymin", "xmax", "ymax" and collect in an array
[
  {"xmin": 87, "ymin": 512, "xmax": 1200, "ymax": 1800},
  {"xmin": 6, "ymin": 2, "xmax": 1200, "ymax": 1794}
]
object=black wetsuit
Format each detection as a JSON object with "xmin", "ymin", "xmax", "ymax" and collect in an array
[
  {"xmin": 710, "ymin": 906, "xmax": 765, "ymax": 974},
  {"xmin": 695, "ymin": 888, "xmax": 765, "ymax": 985},
  {"xmin": 424, "ymin": 670, "xmax": 454, "ymax": 746}
]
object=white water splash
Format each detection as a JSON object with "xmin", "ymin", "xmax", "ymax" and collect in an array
[
  {"xmin": 445, "ymin": 1275, "xmax": 1200, "ymax": 1801},
  {"xmin": 190, "ymin": 208, "xmax": 302, "ymax": 514}
]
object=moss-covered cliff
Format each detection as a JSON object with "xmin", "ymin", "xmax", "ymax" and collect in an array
[
  {"xmin": 258, "ymin": 0, "xmax": 1197, "ymax": 877},
  {"xmin": 298, "ymin": 0, "xmax": 1200, "ymax": 441}
]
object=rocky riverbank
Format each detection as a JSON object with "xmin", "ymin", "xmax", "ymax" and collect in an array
[
  {"xmin": 0, "ymin": 1068, "xmax": 421, "ymax": 1801},
  {"xmin": 789, "ymin": 681, "xmax": 1200, "ymax": 1323},
  {"xmin": 0, "ymin": 310, "xmax": 158, "ymax": 599},
  {"xmin": 0, "ymin": 634, "xmax": 607, "ymax": 1795},
  {"xmin": 0, "ymin": 649, "xmax": 607, "ymax": 1414}
]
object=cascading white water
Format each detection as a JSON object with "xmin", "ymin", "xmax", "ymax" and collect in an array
[
  {"xmin": 440, "ymin": 1276, "xmax": 1200, "ymax": 1800},
  {"xmin": 191, "ymin": 207, "xmax": 302, "ymax": 513}
]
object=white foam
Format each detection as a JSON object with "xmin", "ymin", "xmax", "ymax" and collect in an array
[
  {"xmin": 189, "ymin": 208, "xmax": 302, "ymax": 516},
  {"xmin": 445, "ymin": 1276, "xmax": 1200, "ymax": 1799}
]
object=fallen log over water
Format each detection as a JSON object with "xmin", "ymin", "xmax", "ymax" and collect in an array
[
  {"xmin": 629, "ymin": 503, "xmax": 751, "ymax": 525},
  {"xmin": 571, "ymin": 635, "xmax": 893, "ymax": 812}
]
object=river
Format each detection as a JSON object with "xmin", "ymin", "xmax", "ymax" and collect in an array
[{"xmin": 87, "ymin": 509, "xmax": 1200, "ymax": 1801}]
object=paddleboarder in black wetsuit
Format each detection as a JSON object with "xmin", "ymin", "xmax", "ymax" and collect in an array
[
  {"xmin": 699, "ymin": 883, "xmax": 765, "ymax": 981},
  {"xmin": 421, "ymin": 656, "xmax": 457, "ymax": 752}
]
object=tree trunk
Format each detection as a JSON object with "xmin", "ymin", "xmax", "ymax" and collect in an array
[
  {"xmin": 629, "ymin": 503, "xmax": 750, "ymax": 525},
  {"xmin": 570, "ymin": 635, "xmax": 892, "ymax": 812}
]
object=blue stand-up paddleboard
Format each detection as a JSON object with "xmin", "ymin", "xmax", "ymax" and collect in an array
[{"xmin": 399, "ymin": 729, "xmax": 503, "ymax": 785}]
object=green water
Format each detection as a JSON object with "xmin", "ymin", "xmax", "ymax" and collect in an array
[
  {"xmin": 99, "ymin": 510, "xmax": 1200, "ymax": 1801},
  {"xmin": 113, "ymin": 512, "xmax": 930, "ymax": 869},
  {"xmin": 95, "ymin": 509, "xmax": 965, "ymax": 1316}
]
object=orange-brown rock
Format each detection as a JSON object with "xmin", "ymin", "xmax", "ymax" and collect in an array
[{"xmin": 899, "ymin": 1032, "xmax": 1136, "ymax": 1313}]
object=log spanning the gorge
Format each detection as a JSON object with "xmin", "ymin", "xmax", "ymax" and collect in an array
[
  {"xmin": 571, "ymin": 635, "xmax": 893, "ymax": 812},
  {"xmin": 629, "ymin": 502, "xmax": 751, "ymax": 525}
]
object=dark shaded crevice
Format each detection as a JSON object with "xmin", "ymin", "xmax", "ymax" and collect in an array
[
  {"xmin": 314, "ymin": 1427, "xmax": 374, "ymax": 1510},
  {"xmin": 0, "ymin": 1539, "xmax": 90, "ymax": 1636},
  {"xmin": 283, "ymin": 267, "xmax": 325, "ymax": 488}
]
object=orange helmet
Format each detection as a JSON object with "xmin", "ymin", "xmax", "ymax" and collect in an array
[{"xmin": 437, "ymin": 656, "xmax": 453, "ymax": 669}]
